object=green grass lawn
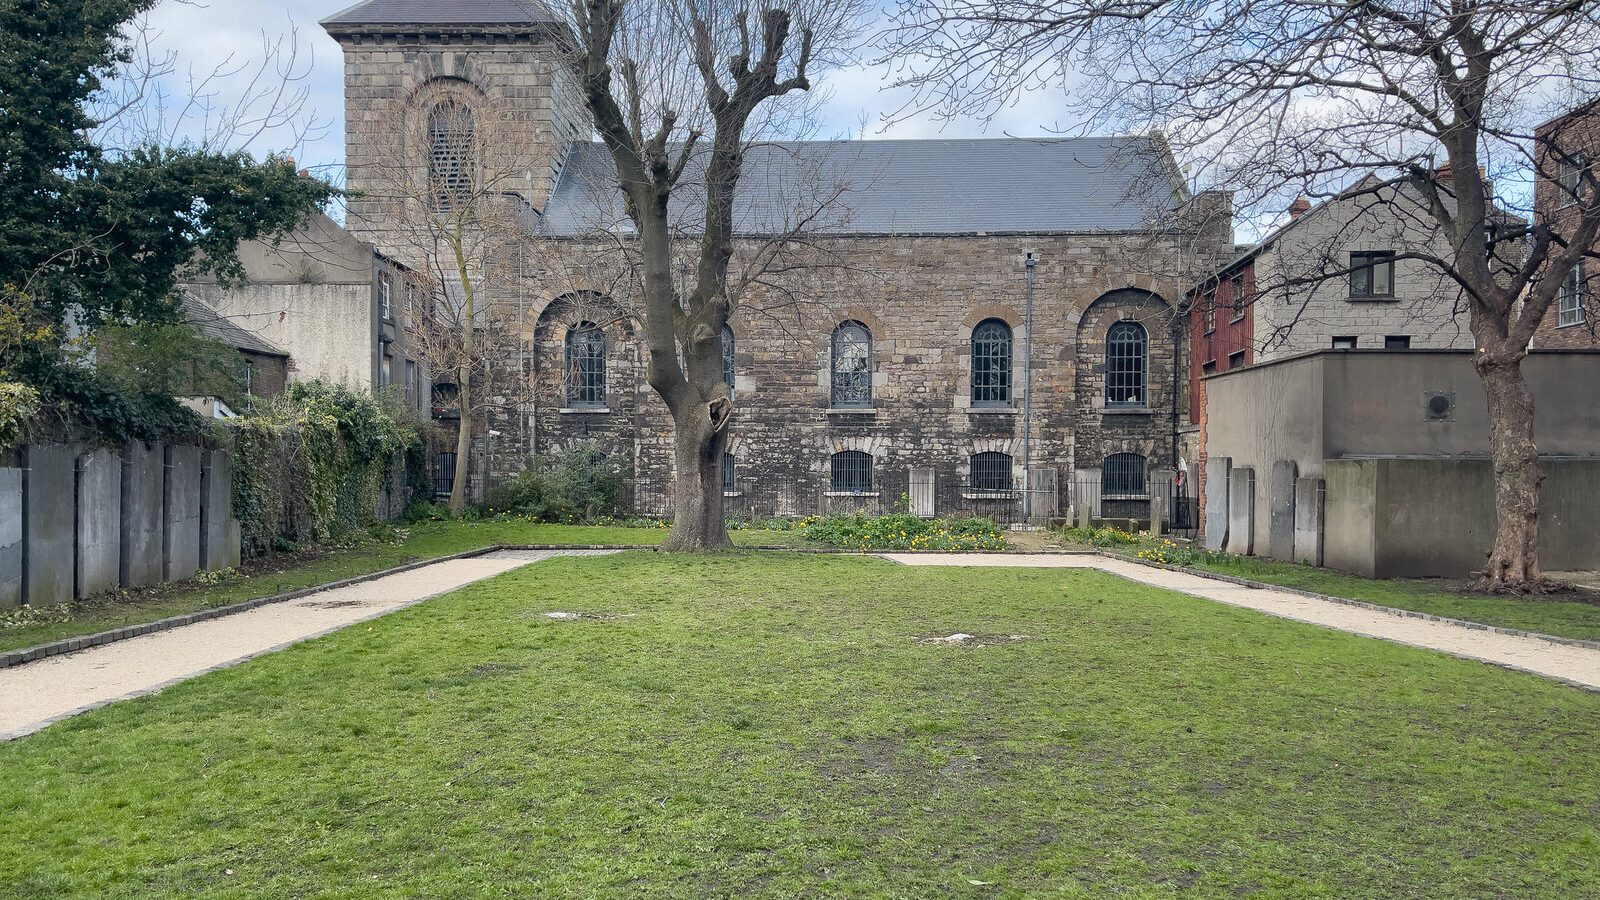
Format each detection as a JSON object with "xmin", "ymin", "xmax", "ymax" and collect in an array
[
  {"xmin": 0, "ymin": 521, "xmax": 808, "ymax": 654},
  {"xmin": 2, "ymin": 553, "xmax": 1597, "ymax": 897},
  {"xmin": 1058, "ymin": 531, "xmax": 1600, "ymax": 643}
]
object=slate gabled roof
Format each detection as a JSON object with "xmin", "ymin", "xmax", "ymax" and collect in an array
[
  {"xmin": 540, "ymin": 136, "xmax": 1184, "ymax": 237},
  {"xmin": 179, "ymin": 293, "xmax": 289, "ymax": 358},
  {"xmin": 321, "ymin": 0, "xmax": 558, "ymax": 27}
]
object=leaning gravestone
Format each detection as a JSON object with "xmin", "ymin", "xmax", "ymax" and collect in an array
[
  {"xmin": 75, "ymin": 447, "xmax": 122, "ymax": 598},
  {"xmin": 23, "ymin": 444, "xmax": 74, "ymax": 605}
]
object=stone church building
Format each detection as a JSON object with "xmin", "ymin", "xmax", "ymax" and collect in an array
[{"xmin": 323, "ymin": 0, "xmax": 1234, "ymax": 520}]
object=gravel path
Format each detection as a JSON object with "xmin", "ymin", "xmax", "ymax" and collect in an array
[
  {"xmin": 0, "ymin": 549, "xmax": 616, "ymax": 740},
  {"xmin": 882, "ymin": 553, "xmax": 1600, "ymax": 690}
]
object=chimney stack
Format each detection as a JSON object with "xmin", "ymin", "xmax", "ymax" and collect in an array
[{"xmin": 1288, "ymin": 197, "xmax": 1311, "ymax": 220}]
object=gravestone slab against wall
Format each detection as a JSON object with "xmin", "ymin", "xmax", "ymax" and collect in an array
[
  {"xmin": 23, "ymin": 444, "xmax": 74, "ymax": 605},
  {"xmin": 75, "ymin": 448, "xmax": 122, "ymax": 598},
  {"xmin": 1293, "ymin": 477, "xmax": 1325, "ymax": 566},
  {"xmin": 163, "ymin": 445, "xmax": 202, "ymax": 581},
  {"xmin": 1203, "ymin": 456, "xmax": 1231, "ymax": 551},
  {"xmin": 0, "ymin": 468, "xmax": 21, "ymax": 608},
  {"xmin": 1267, "ymin": 460, "xmax": 1298, "ymax": 561},
  {"xmin": 199, "ymin": 450, "xmax": 239, "ymax": 571},
  {"xmin": 1226, "ymin": 466, "xmax": 1255, "ymax": 556},
  {"xmin": 121, "ymin": 442, "xmax": 164, "ymax": 588}
]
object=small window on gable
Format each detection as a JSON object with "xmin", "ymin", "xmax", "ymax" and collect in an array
[
  {"xmin": 1101, "ymin": 453, "xmax": 1147, "ymax": 497},
  {"xmin": 1384, "ymin": 335, "xmax": 1412, "ymax": 350},
  {"xmin": 1331, "ymin": 336, "xmax": 1358, "ymax": 350},
  {"xmin": 1350, "ymin": 251, "xmax": 1396, "ymax": 298},
  {"xmin": 830, "ymin": 450, "xmax": 873, "ymax": 493}
]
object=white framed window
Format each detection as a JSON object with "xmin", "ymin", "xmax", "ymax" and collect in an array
[
  {"xmin": 380, "ymin": 275, "xmax": 392, "ymax": 321},
  {"xmin": 1558, "ymin": 154, "xmax": 1587, "ymax": 208},
  {"xmin": 1558, "ymin": 262, "xmax": 1586, "ymax": 328},
  {"xmin": 1331, "ymin": 336, "xmax": 1358, "ymax": 350}
]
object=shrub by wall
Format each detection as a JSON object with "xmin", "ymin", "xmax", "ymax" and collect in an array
[{"xmin": 229, "ymin": 382, "xmax": 424, "ymax": 558}]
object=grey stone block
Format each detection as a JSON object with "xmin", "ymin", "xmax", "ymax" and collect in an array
[
  {"xmin": 1293, "ymin": 477, "xmax": 1325, "ymax": 566},
  {"xmin": 1203, "ymin": 456, "xmax": 1231, "ymax": 551},
  {"xmin": 22, "ymin": 444, "xmax": 75, "ymax": 606},
  {"xmin": 121, "ymin": 443, "xmax": 164, "ymax": 588},
  {"xmin": 0, "ymin": 467, "xmax": 20, "ymax": 608},
  {"xmin": 75, "ymin": 449, "xmax": 122, "ymax": 598},
  {"xmin": 1226, "ymin": 466, "xmax": 1256, "ymax": 556},
  {"xmin": 199, "ymin": 450, "xmax": 237, "ymax": 572},
  {"xmin": 1267, "ymin": 460, "xmax": 1298, "ymax": 561},
  {"xmin": 163, "ymin": 445, "xmax": 203, "ymax": 581}
]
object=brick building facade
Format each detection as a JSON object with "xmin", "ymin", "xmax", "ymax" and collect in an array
[
  {"xmin": 323, "ymin": 1, "xmax": 1234, "ymax": 517},
  {"xmin": 1531, "ymin": 100, "xmax": 1600, "ymax": 349}
]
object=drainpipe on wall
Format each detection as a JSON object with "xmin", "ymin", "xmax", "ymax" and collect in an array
[{"xmin": 1022, "ymin": 253, "xmax": 1035, "ymax": 521}]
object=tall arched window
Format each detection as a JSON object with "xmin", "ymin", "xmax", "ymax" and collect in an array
[
  {"xmin": 1105, "ymin": 321, "xmax": 1148, "ymax": 407},
  {"xmin": 428, "ymin": 100, "xmax": 474, "ymax": 210},
  {"xmin": 564, "ymin": 322, "xmax": 606, "ymax": 408},
  {"xmin": 722, "ymin": 324, "xmax": 736, "ymax": 395},
  {"xmin": 970, "ymin": 451, "xmax": 1014, "ymax": 493},
  {"xmin": 1102, "ymin": 453, "xmax": 1147, "ymax": 496},
  {"xmin": 971, "ymin": 318, "xmax": 1013, "ymax": 407},
  {"xmin": 831, "ymin": 450, "xmax": 873, "ymax": 493},
  {"xmin": 830, "ymin": 322, "xmax": 872, "ymax": 408}
]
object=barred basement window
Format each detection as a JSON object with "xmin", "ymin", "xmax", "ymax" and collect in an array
[
  {"xmin": 722, "ymin": 324, "xmax": 736, "ymax": 394},
  {"xmin": 722, "ymin": 453, "xmax": 736, "ymax": 493},
  {"xmin": 830, "ymin": 322, "xmax": 871, "ymax": 408},
  {"xmin": 564, "ymin": 322, "xmax": 606, "ymax": 407},
  {"xmin": 970, "ymin": 319, "xmax": 1012, "ymax": 406},
  {"xmin": 1101, "ymin": 453, "xmax": 1146, "ymax": 496},
  {"xmin": 1105, "ymin": 321, "xmax": 1147, "ymax": 407},
  {"xmin": 831, "ymin": 450, "xmax": 873, "ymax": 493},
  {"xmin": 428, "ymin": 100, "xmax": 474, "ymax": 211},
  {"xmin": 970, "ymin": 452, "xmax": 1013, "ymax": 493}
]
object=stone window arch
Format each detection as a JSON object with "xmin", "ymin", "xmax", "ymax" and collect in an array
[
  {"xmin": 970, "ymin": 451, "xmax": 1014, "ymax": 493},
  {"xmin": 564, "ymin": 321, "xmax": 606, "ymax": 408},
  {"xmin": 1102, "ymin": 452, "xmax": 1147, "ymax": 496},
  {"xmin": 1106, "ymin": 321, "xmax": 1148, "ymax": 407},
  {"xmin": 831, "ymin": 450, "xmax": 873, "ymax": 493},
  {"xmin": 971, "ymin": 318, "xmax": 1013, "ymax": 407},
  {"xmin": 830, "ymin": 321, "xmax": 872, "ymax": 408}
]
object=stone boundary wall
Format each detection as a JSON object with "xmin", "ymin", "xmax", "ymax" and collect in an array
[{"xmin": 0, "ymin": 443, "xmax": 242, "ymax": 609}]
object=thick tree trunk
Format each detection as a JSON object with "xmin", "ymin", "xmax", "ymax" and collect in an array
[
  {"xmin": 661, "ymin": 400, "xmax": 732, "ymax": 551},
  {"xmin": 448, "ymin": 366, "xmax": 471, "ymax": 515},
  {"xmin": 1473, "ymin": 347, "xmax": 1544, "ymax": 589}
]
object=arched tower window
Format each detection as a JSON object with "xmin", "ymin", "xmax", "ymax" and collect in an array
[
  {"xmin": 428, "ymin": 100, "xmax": 475, "ymax": 210},
  {"xmin": 564, "ymin": 322, "xmax": 606, "ymax": 408},
  {"xmin": 971, "ymin": 318, "xmax": 1013, "ymax": 407},
  {"xmin": 1105, "ymin": 321, "xmax": 1148, "ymax": 407},
  {"xmin": 830, "ymin": 321, "xmax": 872, "ymax": 408}
]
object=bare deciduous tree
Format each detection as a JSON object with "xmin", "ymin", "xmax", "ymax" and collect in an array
[
  {"xmin": 884, "ymin": 0, "xmax": 1600, "ymax": 588},
  {"xmin": 566, "ymin": 0, "xmax": 867, "ymax": 550}
]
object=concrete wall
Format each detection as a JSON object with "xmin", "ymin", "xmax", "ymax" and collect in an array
[
  {"xmin": 1204, "ymin": 350, "xmax": 1600, "ymax": 563},
  {"xmin": 187, "ymin": 280, "xmax": 374, "ymax": 390},
  {"xmin": 75, "ymin": 449, "xmax": 122, "ymax": 598},
  {"xmin": 1324, "ymin": 458, "xmax": 1600, "ymax": 578},
  {"xmin": 163, "ymin": 445, "xmax": 202, "ymax": 580},
  {"xmin": 22, "ymin": 445, "xmax": 74, "ymax": 605},
  {"xmin": 200, "ymin": 450, "xmax": 240, "ymax": 571}
]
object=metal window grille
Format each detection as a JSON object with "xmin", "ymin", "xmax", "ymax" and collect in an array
[
  {"xmin": 1559, "ymin": 263, "xmax": 1586, "ymax": 327},
  {"xmin": 722, "ymin": 453, "xmax": 736, "ymax": 493},
  {"xmin": 722, "ymin": 325, "xmax": 736, "ymax": 394},
  {"xmin": 1105, "ymin": 321, "xmax": 1147, "ymax": 407},
  {"xmin": 830, "ymin": 322, "xmax": 871, "ymax": 407},
  {"xmin": 970, "ymin": 319, "xmax": 1012, "ymax": 406},
  {"xmin": 565, "ymin": 322, "xmax": 606, "ymax": 407},
  {"xmin": 428, "ymin": 102, "xmax": 474, "ymax": 210},
  {"xmin": 831, "ymin": 450, "xmax": 873, "ymax": 493},
  {"xmin": 433, "ymin": 452, "xmax": 457, "ymax": 497},
  {"xmin": 970, "ymin": 452, "xmax": 1013, "ymax": 493},
  {"xmin": 1101, "ymin": 453, "xmax": 1146, "ymax": 496},
  {"xmin": 1350, "ymin": 251, "xmax": 1395, "ymax": 297}
]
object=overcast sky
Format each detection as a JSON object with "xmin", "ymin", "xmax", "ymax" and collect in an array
[{"xmin": 140, "ymin": 0, "xmax": 1087, "ymax": 182}]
